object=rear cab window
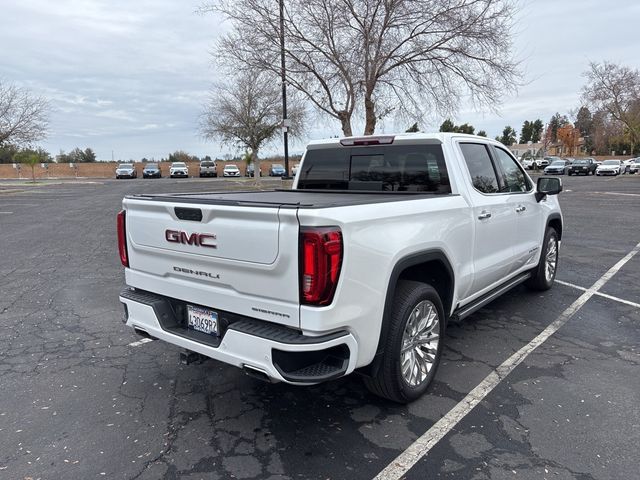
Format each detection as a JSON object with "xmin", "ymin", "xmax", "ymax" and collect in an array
[{"xmin": 297, "ymin": 144, "xmax": 451, "ymax": 193}]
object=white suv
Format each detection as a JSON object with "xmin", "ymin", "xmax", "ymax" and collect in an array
[{"xmin": 170, "ymin": 162, "xmax": 189, "ymax": 178}]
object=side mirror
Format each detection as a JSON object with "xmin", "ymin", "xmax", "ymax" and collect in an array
[{"xmin": 535, "ymin": 176, "xmax": 563, "ymax": 202}]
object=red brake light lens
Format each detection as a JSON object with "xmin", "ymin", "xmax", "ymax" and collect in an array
[
  {"xmin": 340, "ymin": 135, "xmax": 394, "ymax": 146},
  {"xmin": 117, "ymin": 210, "xmax": 129, "ymax": 268},
  {"xmin": 300, "ymin": 227, "xmax": 343, "ymax": 306}
]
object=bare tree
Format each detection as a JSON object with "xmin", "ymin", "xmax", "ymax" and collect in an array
[
  {"xmin": 202, "ymin": 0, "xmax": 519, "ymax": 136},
  {"xmin": 0, "ymin": 80, "xmax": 49, "ymax": 147},
  {"xmin": 582, "ymin": 61, "xmax": 640, "ymax": 154},
  {"xmin": 200, "ymin": 72, "xmax": 305, "ymax": 179}
]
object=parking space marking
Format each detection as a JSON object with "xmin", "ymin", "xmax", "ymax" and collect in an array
[
  {"xmin": 127, "ymin": 338, "xmax": 154, "ymax": 347},
  {"xmin": 0, "ymin": 203, "xmax": 39, "ymax": 206},
  {"xmin": 0, "ymin": 211, "xmax": 13, "ymax": 215},
  {"xmin": 589, "ymin": 191, "xmax": 640, "ymax": 197},
  {"xmin": 556, "ymin": 280, "xmax": 640, "ymax": 309},
  {"xmin": 375, "ymin": 241, "xmax": 640, "ymax": 480}
]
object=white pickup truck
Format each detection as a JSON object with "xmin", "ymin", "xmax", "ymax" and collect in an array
[{"xmin": 118, "ymin": 133, "xmax": 563, "ymax": 403}]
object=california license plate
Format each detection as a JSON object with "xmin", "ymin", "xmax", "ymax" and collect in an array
[{"xmin": 187, "ymin": 305, "xmax": 218, "ymax": 335}]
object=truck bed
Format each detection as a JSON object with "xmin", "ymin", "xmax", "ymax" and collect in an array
[{"xmin": 127, "ymin": 189, "xmax": 442, "ymax": 209}]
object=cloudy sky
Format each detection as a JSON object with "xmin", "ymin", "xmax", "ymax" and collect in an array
[{"xmin": 2, "ymin": 0, "xmax": 639, "ymax": 161}]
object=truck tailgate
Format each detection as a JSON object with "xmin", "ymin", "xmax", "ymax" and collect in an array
[{"xmin": 122, "ymin": 197, "xmax": 300, "ymax": 327}]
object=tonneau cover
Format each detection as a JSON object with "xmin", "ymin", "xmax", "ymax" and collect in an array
[{"xmin": 128, "ymin": 189, "xmax": 439, "ymax": 209}]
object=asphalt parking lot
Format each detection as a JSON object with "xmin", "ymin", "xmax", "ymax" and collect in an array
[{"xmin": 1, "ymin": 174, "xmax": 639, "ymax": 480}]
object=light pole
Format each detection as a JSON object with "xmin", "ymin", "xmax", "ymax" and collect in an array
[{"xmin": 279, "ymin": 0, "xmax": 290, "ymax": 178}]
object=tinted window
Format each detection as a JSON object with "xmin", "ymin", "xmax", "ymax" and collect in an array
[
  {"xmin": 460, "ymin": 143, "xmax": 499, "ymax": 194},
  {"xmin": 297, "ymin": 144, "xmax": 450, "ymax": 193},
  {"xmin": 200, "ymin": 161, "xmax": 215, "ymax": 166},
  {"xmin": 493, "ymin": 147, "xmax": 531, "ymax": 192}
]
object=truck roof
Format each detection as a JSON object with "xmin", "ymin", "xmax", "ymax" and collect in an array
[{"xmin": 306, "ymin": 132, "xmax": 488, "ymax": 149}]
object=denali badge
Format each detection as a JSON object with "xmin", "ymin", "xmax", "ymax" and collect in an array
[
  {"xmin": 165, "ymin": 229, "xmax": 217, "ymax": 248},
  {"xmin": 173, "ymin": 266, "xmax": 220, "ymax": 279}
]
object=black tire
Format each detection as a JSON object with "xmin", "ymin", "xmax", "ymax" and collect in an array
[
  {"xmin": 526, "ymin": 227, "xmax": 559, "ymax": 291},
  {"xmin": 364, "ymin": 280, "xmax": 445, "ymax": 403}
]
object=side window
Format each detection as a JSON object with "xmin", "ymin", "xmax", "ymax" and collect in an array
[
  {"xmin": 460, "ymin": 143, "xmax": 499, "ymax": 194},
  {"xmin": 493, "ymin": 147, "xmax": 531, "ymax": 192}
]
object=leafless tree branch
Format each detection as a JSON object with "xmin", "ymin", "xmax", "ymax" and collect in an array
[
  {"xmin": 200, "ymin": 71, "xmax": 306, "ymax": 178},
  {"xmin": 0, "ymin": 80, "xmax": 49, "ymax": 147},
  {"xmin": 202, "ymin": 0, "xmax": 519, "ymax": 135}
]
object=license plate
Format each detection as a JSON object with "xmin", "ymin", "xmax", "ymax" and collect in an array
[{"xmin": 187, "ymin": 305, "xmax": 218, "ymax": 335}]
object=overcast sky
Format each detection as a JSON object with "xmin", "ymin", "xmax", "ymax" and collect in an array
[{"xmin": 2, "ymin": 0, "xmax": 639, "ymax": 161}]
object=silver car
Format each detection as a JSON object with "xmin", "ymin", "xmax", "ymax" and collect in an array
[
  {"xmin": 115, "ymin": 163, "xmax": 137, "ymax": 179},
  {"xmin": 199, "ymin": 160, "xmax": 217, "ymax": 178}
]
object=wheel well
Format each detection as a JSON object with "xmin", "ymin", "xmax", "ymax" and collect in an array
[
  {"xmin": 398, "ymin": 261, "xmax": 454, "ymax": 318},
  {"xmin": 548, "ymin": 218, "xmax": 562, "ymax": 240},
  {"xmin": 360, "ymin": 255, "xmax": 454, "ymax": 379}
]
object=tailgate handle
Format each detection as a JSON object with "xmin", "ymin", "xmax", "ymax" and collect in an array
[{"xmin": 175, "ymin": 207, "xmax": 203, "ymax": 222}]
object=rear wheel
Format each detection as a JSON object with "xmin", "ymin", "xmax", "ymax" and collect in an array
[
  {"xmin": 364, "ymin": 281, "xmax": 445, "ymax": 403},
  {"xmin": 526, "ymin": 227, "xmax": 559, "ymax": 291}
]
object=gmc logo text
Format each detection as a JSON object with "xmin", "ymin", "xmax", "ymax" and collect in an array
[{"xmin": 165, "ymin": 230, "xmax": 217, "ymax": 248}]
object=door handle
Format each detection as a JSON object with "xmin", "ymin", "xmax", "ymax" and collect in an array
[
  {"xmin": 515, "ymin": 205, "xmax": 526, "ymax": 213},
  {"xmin": 477, "ymin": 211, "xmax": 492, "ymax": 220}
]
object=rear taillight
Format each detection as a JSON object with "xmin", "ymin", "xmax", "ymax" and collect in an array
[
  {"xmin": 300, "ymin": 227, "xmax": 343, "ymax": 306},
  {"xmin": 117, "ymin": 210, "xmax": 129, "ymax": 268}
]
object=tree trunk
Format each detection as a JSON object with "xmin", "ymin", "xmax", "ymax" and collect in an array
[
  {"xmin": 252, "ymin": 150, "xmax": 260, "ymax": 181},
  {"xmin": 31, "ymin": 165, "xmax": 35, "ymax": 183},
  {"xmin": 364, "ymin": 95, "xmax": 376, "ymax": 135},
  {"xmin": 337, "ymin": 111, "xmax": 353, "ymax": 137}
]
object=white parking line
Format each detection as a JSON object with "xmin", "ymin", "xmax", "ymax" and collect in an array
[
  {"xmin": 374, "ymin": 241, "xmax": 640, "ymax": 480},
  {"xmin": 556, "ymin": 280, "xmax": 640, "ymax": 309},
  {"xmin": 590, "ymin": 191, "xmax": 640, "ymax": 197},
  {"xmin": 127, "ymin": 337, "xmax": 154, "ymax": 347},
  {"xmin": 0, "ymin": 211, "xmax": 13, "ymax": 215}
]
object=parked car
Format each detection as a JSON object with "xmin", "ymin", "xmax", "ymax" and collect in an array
[
  {"xmin": 621, "ymin": 159, "xmax": 635, "ymax": 174},
  {"xmin": 115, "ymin": 163, "xmax": 137, "ymax": 179},
  {"xmin": 170, "ymin": 162, "xmax": 189, "ymax": 178},
  {"xmin": 522, "ymin": 158, "xmax": 535, "ymax": 170},
  {"xmin": 535, "ymin": 156, "xmax": 556, "ymax": 168},
  {"xmin": 543, "ymin": 160, "xmax": 570, "ymax": 175},
  {"xmin": 223, "ymin": 164, "xmax": 241, "ymax": 177},
  {"xmin": 629, "ymin": 157, "xmax": 640, "ymax": 174},
  {"xmin": 595, "ymin": 159, "xmax": 622, "ymax": 176},
  {"xmin": 199, "ymin": 160, "xmax": 217, "ymax": 178},
  {"xmin": 269, "ymin": 164, "xmax": 287, "ymax": 176},
  {"xmin": 117, "ymin": 132, "xmax": 563, "ymax": 403},
  {"xmin": 142, "ymin": 163, "xmax": 161, "ymax": 179},
  {"xmin": 567, "ymin": 158, "xmax": 597, "ymax": 176},
  {"xmin": 245, "ymin": 164, "xmax": 262, "ymax": 177}
]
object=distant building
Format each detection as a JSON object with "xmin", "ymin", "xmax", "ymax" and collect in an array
[{"xmin": 510, "ymin": 142, "xmax": 543, "ymax": 159}]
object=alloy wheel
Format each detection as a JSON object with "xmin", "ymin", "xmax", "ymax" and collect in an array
[{"xmin": 400, "ymin": 300, "xmax": 440, "ymax": 387}]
